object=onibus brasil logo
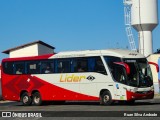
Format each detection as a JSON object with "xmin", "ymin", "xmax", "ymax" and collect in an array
[{"xmin": 1, "ymin": 112, "xmax": 42, "ymax": 118}]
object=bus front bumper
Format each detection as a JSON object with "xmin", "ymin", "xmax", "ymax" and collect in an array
[{"xmin": 126, "ymin": 90, "xmax": 154, "ymax": 101}]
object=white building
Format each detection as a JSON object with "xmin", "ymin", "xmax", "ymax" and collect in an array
[
  {"xmin": 147, "ymin": 54, "xmax": 160, "ymax": 93},
  {"xmin": 2, "ymin": 40, "xmax": 55, "ymax": 58}
]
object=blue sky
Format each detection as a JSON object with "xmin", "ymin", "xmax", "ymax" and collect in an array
[{"xmin": 0, "ymin": 0, "xmax": 159, "ymax": 61}]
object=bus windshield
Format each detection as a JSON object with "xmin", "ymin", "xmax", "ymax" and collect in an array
[
  {"xmin": 105, "ymin": 57, "xmax": 153, "ymax": 87},
  {"xmin": 123, "ymin": 58, "xmax": 153, "ymax": 87}
]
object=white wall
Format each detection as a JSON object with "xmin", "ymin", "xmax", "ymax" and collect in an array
[
  {"xmin": 9, "ymin": 43, "xmax": 54, "ymax": 58},
  {"xmin": 147, "ymin": 54, "xmax": 160, "ymax": 93},
  {"xmin": 10, "ymin": 44, "xmax": 38, "ymax": 58}
]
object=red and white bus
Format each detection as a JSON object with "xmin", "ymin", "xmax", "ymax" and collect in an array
[{"xmin": 1, "ymin": 49, "xmax": 158, "ymax": 106}]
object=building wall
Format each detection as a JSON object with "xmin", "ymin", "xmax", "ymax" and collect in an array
[
  {"xmin": 38, "ymin": 43, "xmax": 54, "ymax": 55},
  {"xmin": 147, "ymin": 54, "xmax": 160, "ymax": 93},
  {"xmin": 9, "ymin": 44, "xmax": 54, "ymax": 58},
  {"xmin": 10, "ymin": 44, "xmax": 38, "ymax": 58}
]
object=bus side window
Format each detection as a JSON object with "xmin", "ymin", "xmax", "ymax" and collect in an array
[
  {"xmin": 105, "ymin": 56, "xmax": 121, "ymax": 77},
  {"xmin": 114, "ymin": 65, "xmax": 126, "ymax": 84},
  {"xmin": 94, "ymin": 57, "xmax": 107, "ymax": 75},
  {"xmin": 26, "ymin": 61, "xmax": 40, "ymax": 74},
  {"xmin": 3, "ymin": 62, "xmax": 14, "ymax": 74},
  {"xmin": 41, "ymin": 60, "xmax": 54, "ymax": 74},
  {"xmin": 88, "ymin": 58, "xmax": 95, "ymax": 72},
  {"xmin": 73, "ymin": 58, "xmax": 88, "ymax": 72},
  {"xmin": 56, "ymin": 59, "xmax": 71, "ymax": 73},
  {"xmin": 14, "ymin": 62, "xmax": 25, "ymax": 74}
]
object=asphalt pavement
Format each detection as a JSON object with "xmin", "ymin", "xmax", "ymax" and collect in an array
[{"xmin": 0, "ymin": 95, "xmax": 160, "ymax": 119}]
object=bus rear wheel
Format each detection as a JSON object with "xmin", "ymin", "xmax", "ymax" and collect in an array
[
  {"xmin": 100, "ymin": 91, "xmax": 113, "ymax": 105},
  {"xmin": 21, "ymin": 92, "xmax": 32, "ymax": 106},
  {"xmin": 32, "ymin": 92, "xmax": 42, "ymax": 106}
]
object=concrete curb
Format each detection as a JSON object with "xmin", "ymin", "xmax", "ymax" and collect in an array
[
  {"xmin": 154, "ymin": 94, "xmax": 160, "ymax": 98},
  {"xmin": 0, "ymin": 100, "xmax": 14, "ymax": 103}
]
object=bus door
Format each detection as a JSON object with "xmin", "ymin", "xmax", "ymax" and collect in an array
[{"xmin": 112, "ymin": 63, "xmax": 128, "ymax": 100}]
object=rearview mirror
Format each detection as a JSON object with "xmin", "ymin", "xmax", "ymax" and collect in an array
[
  {"xmin": 148, "ymin": 62, "xmax": 159, "ymax": 73},
  {"xmin": 113, "ymin": 62, "xmax": 130, "ymax": 75}
]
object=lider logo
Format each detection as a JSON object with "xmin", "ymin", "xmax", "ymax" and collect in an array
[
  {"xmin": 60, "ymin": 74, "xmax": 95, "ymax": 82},
  {"xmin": 60, "ymin": 74, "xmax": 86, "ymax": 82}
]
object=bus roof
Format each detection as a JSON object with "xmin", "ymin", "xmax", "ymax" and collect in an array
[{"xmin": 51, "ymin": 49, "xmax": 145, "ymax": 59}]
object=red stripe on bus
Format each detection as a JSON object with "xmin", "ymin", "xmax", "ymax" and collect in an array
[
  {"xmin": 2, "ymin": 54, "xmax": 54, "ymax": 62},
  {"xmin": 2, "ymin": 74, "xmax": 99, "ymax": 101}
]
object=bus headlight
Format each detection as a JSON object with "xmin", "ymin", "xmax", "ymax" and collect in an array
[
  {"xmin": 123, "ymin": 87, "xmax": 138, "ymax": 93},
  {"xmin": 130, "ymin": 87, "xmax": 138, "ymax": 93}
]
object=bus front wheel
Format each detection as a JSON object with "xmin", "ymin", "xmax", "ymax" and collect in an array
[
  {"xmin": 100, "ymin": 91, "xmax": 113, "ymax": 105},
  {"xmin": 32, "ymin": 92, "xmax": 42, "ymax": 106},
  {"xmin": 21, "ymin": 92, "xmax": 32, "ymax": 106}
]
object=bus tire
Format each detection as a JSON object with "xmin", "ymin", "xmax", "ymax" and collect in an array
[
  {"xmin": 32, "ymin": 92, "xmax": 42, "ymax": 106},
  {"xmin": 21, "ymin": 92, "xmax": 32, "ymax": 106},
  {"xmin": 100, "ymin": 91, "xmax": 113, "ymax": 105}
]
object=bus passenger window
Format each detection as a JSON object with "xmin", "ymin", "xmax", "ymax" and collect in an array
[
  {"xmin": 73, "ymin": 58, "xmax": 88, "ymax": 72},
  {"xmin": 14, "ymin": 62, "xmax": 25, "ymax": 74},
  {"xmin": 77, "ymin": 61, "xmax": 87, "ymax": 72},
  {"xmin": 41, "ymin": 61, "xmax": 54, "ymax": 74},
  {"xmin": 16, "ymin": 68, "xmax": 22, "ymax": 74},
  {"xmin": 3, "ymin": 62, "xmax": 14, "ymax": 74},
  {"xmin": 26, "ymin": 61, "xmax": 40, "ymax": 74},
  {"xmin": 94, "ymin": 58, "xmax": 106, "ymax": 74},
  {"xmin": 56, "ymin": 60, "xmax": 71, "ymax": 73}
]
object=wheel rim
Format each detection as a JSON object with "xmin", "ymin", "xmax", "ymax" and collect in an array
[
  {"xmin": 103, "ymin": 95, "xmax": 110, "ymax": 103},
  {"xmin": 34, "ymin": 96, "xmax": 40, "ymax": 104},
  {"xmin": 23, "ymin": 96, "xmax": 29, "ymax": 103}
]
